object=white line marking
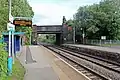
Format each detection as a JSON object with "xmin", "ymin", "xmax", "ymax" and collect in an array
[{"xmin": 43, "ymin": 46, "xmax": 91, "ymax": 80}]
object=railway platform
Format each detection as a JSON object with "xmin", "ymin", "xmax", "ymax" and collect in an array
[
  {"xmin": 18, "ymin": 45, "xmax": 89, "ymax": 80},
  {"xmin": 63, "ymin": 44, "xmax": 120, "ymax": 53}
]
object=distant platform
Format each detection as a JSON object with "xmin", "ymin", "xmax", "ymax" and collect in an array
[{"xmin": 63, "ymin": 44, "xmax": 120, "ymax": 53}]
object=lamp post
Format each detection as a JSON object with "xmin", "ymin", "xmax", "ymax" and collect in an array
[
  {"xmin": 73, "ymin": 26, "xmax": 75, "ymax": 44},
  {"xmin": 8, "ymin": 0, "xmax": 11, "ymax": 57},
  {"xmin": 81, "ymin": 28, "xmax": 85, "ymax": 44},
  {"xmin": 9, "ymin": 0, "xmax": 15, "ymax": 64},
  {"xmin": 8, "ymin": 0, "xmax": 15, "ymax": 75}
]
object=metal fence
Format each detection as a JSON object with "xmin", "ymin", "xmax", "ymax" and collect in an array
[{"xmin": 85, "ymin": 40, "xmax": 120, "ymax": 46}]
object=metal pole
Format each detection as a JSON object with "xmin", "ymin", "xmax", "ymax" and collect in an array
[
  {"xmin": 73, "ymin": 26, "xmax": 75, "ymax": 44},
  {"xmin": 9, "ymin": 0, "xmax": 14, "ymax": 64},
  {"xmin": 9, "ymin": 0, "xmax": 11, "ymax": 20},
  {"xmin": 8, "ymin": 0, "xmax": 13, "ymax": 75},
  {"xmin": 8, "ymin": 31, "xmax": 11, "ymax": 56},
  {"xmin": 8, "ymin": 30, "xmax": 13, "ymax": 75},
  {"xmin": 83, "ymin": 29, "xmax": 85, "ymax": 44},
  {"xmin": 8, "ymin": 0, "xmax": 12, "ymax": 57},
  {"xmin": 12, "ymin": 30, "xmax": 14, "ymax": 64}
]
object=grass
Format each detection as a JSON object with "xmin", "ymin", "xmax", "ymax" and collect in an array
[
  {"xmin": 99, "ymin": 44, "xmax": 120, "ymax": 47},
  {"xmin": 7, "ymin": 58, "xmax": 25, "ymax": 80}
]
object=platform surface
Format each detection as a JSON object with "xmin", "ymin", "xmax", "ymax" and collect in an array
[
  {"xmin": 63, "ymin": 44, "xmax": 120, "ymax": 53},
  {"xmin": 18, "ymin": 45, "xmax": 88, "ymax": 80}
]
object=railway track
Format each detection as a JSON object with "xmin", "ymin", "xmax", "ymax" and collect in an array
[
  {"xmin": 55, "ymin": 46, "xmax": 120, "ymax": 74},
  {"xmin": 44, "ymin": 45, "xmax": 111, "ymax": 80},
  {"xmin": 63, "ymin": 45, "xmax": 120, "ymax": 65},
  {"xmin": 53, "ymin": 46, "xmax": 120, "ymax": 79}
]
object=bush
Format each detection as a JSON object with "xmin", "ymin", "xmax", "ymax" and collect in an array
[{"xmin": 0, "ymin": 43, "xmax": 8, "ymax": 80}]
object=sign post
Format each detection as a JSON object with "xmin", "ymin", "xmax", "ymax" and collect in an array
[
  {"xmin": 73, "ymin": 26, "xmax": 75, "ymax": 44},
  {"xmin": 7, "ymin": 24, "xmax": 12, "ymax": 75},
  {"xmin": 101, "ymin": 36, "xmax": 106, "ymax": 46},
  {"xmin": 7, "ymin": 23, "xmax": 15, "ymax": 63},
  {"xmin": 7, "ymin": 0, "xmax": 15, "ymax": 75},
  {"xmin": 81, "ymin": 28, "xmax": 85, "ymax": 44},
  {"xmin": 12, "ymin": 26, "xmax": 15, "ymax": 64},
  {"xmin": 101, "ymin": 36, "xmax": 106, "ymax": 40},
  {"xmin": 7, "ymin": 23, "xmax": 15, "ymax": 76}
]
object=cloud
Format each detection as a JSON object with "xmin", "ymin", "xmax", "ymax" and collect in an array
[
  {"xmin": 28, "ymin": 0, "xmax": 101, "ymax": 25},
  {"xmin": 31, "ymin": 3, "xmax": 76, "ymax": 25}
]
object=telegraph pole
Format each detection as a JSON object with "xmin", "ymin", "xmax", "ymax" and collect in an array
[
  {"xmin": 73, "ymin": 26, "xmax": 75, "ymax": 44},
  {"xmin": 8, "ymin": 0, "xmax": 12, "ymax": 75},
  {"xmin": 12, "ymin": 30, "xmax": 14, "ymax": 64},
  {"xmin": 8, "ymin": 0, "xmax": 15, "ymax": 75},
  {"xmin": 81, "ymin": 28, "xmax": 85, "ymax": 44},
  {"xmin": 8, "ymin": 0, "xmax": 11, "ymax": 57},
  {"xmin": 9, "ymin": 0, "xmax": 15, "ymax": 64}
]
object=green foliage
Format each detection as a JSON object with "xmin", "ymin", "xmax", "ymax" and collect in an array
[
  {"xmin": 66, "ymin": 19, "xmax": 74, "ymax": 27},
  {"xmin": 0, "ymin": 43, "xmax": 8, "ymax": 80},
  {"xmin": 38, "ymin": 34, "xmax": 56, "ymax": 44},
  {"xmin": 16, "ymin": 26, "xmax": 32, "ymax": 45},
  {"xmin": 0, "ymin": 0, "xmax": 34, "ymax": 33},
  {"xmin": 12, "ymin": 0, "xmax": 34, "ymax": 17},
  {"xmin": 0, "ymin": 0, "xmax": 33, "ymax": 79},
  {"xmin": 73, "ymin": 0, "xmax": 120, "ymax": 40},
  {"xmin": 42, "ymin": 39, "xmax": 56, "ymax": 44},
  {"xmin": 24, "ymin": 27, "xmax": 32, "ymax": 45},
  {"xmin": 0, "ymin": 0, "xmax": 8, "ymax": 32}
]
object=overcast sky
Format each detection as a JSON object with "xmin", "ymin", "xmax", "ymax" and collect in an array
[{"xmin": 28, "ymin": 0, "xmax": 101, "ymax": 25}]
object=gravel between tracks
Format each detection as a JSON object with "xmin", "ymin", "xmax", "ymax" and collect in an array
[{"xmin": 50, "ymin": 46, "xmax": 120, "ymax": 80}]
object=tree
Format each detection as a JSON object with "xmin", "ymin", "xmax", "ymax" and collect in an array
[
  {"xmin": 0, "ymin": 0, "xmax": 34, "ymax": 32},
  {"xmin": 73, "ymin": 0, "xmax": 120, "ymax": 40}
]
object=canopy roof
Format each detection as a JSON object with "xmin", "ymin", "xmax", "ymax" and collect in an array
[{"xmin": 2, "ymin": 32, "xmax": 25, "ymax": 36}]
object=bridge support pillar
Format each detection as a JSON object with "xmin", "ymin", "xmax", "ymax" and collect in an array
[{"xmin": 56, "ymin": 33, "xmax": 62, "ymax": 45}]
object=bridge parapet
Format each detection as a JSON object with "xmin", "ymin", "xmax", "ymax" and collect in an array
[
  {"xmin": 32, "ymin": 25, "xmax": 63, "ymax": 33},
  {"xmin": 37, "ymin": 26, "xmax": 62, "ymax": 32}
]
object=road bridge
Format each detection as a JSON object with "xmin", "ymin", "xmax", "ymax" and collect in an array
[{"xmin": 32, "ymin": 24, "xmax": 64, "ymax": 45}]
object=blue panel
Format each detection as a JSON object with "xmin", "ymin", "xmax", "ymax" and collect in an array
[
  {"xmin": 4, "ymin": 35, "xmax": 16, "ymax": 54},
  {"xmin": 16, "ymin": 36, "xmax": 20, "ymax": 51},
  {"xmin": 14, "ymin": 36, "xmax": 16, "ymax": 54},
  {"xmin": 3, "ymin": 35, "xmax": 21, "ymax": 54}
]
